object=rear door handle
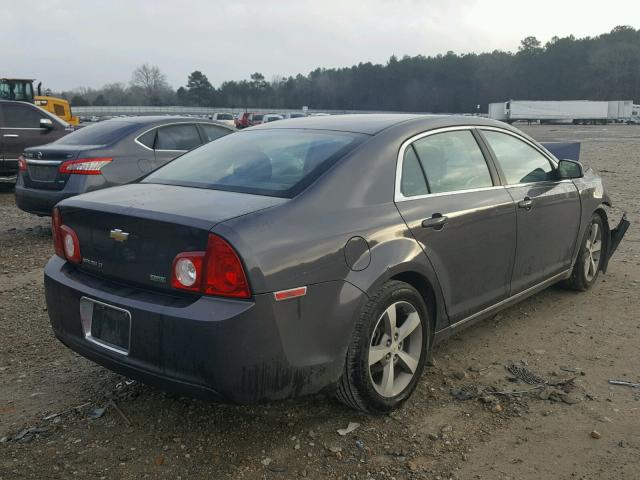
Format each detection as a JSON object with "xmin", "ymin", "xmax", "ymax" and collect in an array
[
  {"xmin": 2, "ymin": 134, "xmax": 19, "ymax": 138},
  {"xmin": 518, "ymin": 197, "xmax": 533, "ymax": 210},
  {"xmin": 421, "ymin": 214, "xmax": 448, "ymax": 230}
]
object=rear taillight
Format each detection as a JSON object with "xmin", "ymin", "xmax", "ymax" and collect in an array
[
  {"xmin": 51, "ymin": 207, "xmax": 82, "ymax": 264},
  {"xmin": 203, "ymin": 235, "xmax": 250, "ymax": 298},
  {"xmin": 18, "ymin": 155, "xmax": 27, "ymax": 171},
  {"xmin": 52, "ymin": 207, "xmax": 64, "ymax": 258},
  {"xmin": 61, "ymin": 226, "xmax": 81, "ymax": 263},
  {"xmin": 59, "ymin": 157, "xmax": 112, "ymax": 175},
  {"xmin": 171, "ymin": 234, "xmax": 250, "ymax": 298},
  {"xmin": 171, "ymin": 252, "xmax": 205, "ymax": 293}
]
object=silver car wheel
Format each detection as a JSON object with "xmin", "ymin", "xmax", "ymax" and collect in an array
[
  {"xmin": 368, "ymin": 301, "xmax": 423, "ymax": 398},
  {"xmin": 583, "ymin": 221, "xmax": 602, "ymax": 282}
]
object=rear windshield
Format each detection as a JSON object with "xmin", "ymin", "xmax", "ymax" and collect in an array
[
  {"xmin": 55, "ymin": 121, "xmax": 138, "ymax": 146},
  {"xmin": 142, "ymin": 129, "xmax": 365, "ymax": 197}
]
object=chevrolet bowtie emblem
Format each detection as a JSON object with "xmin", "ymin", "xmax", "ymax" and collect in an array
[{"xmin": 109, "ymin": 229, "xmax": 129, "ymax": 242}]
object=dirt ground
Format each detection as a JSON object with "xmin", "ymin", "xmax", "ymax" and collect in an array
[{"xmin": 0, "ymin": 124, "xmax": 638, "ymax": 480}]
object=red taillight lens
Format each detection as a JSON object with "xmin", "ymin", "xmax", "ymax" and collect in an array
[
  {"xmin": 59, "ymin": 157, "xmax": 112, "ymax": 175},
  {"xmin": 170, "ymin": 234, "xmax": 250, "ymax": 298},
  {"xmin": 51, "ymin": 207, "xmax": 81, "ymax": 263},
  {"xmin": 52, "ymin": 207, "xmax": 64, "ymax": 258},
  {"xmin": 203, "ymin": 235, "xmax": 250, "ymax": 298},
  {"xmin": 18, "ymin": 155, "xmax": 27, "ymax": 171}
]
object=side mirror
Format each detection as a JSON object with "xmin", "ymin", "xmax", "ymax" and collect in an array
[
  {"xmin": 558, "ymin": 159, "xmax": 583, "ymax": 179},
  {"xmin": 40, "ymin": 118, "xmax": 53, "ymax": 130}
]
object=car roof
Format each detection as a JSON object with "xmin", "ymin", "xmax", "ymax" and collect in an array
[
  {"xmin": 249, "ymin": 113, "xmax": 511, "ymax": 135},
  {"xmin": 96, "ymin": 116, "xmax": 235, "ymax": 129},
  {"xmin": 102, "ymin": 116, "xmax": 211, "ymax": 124}
]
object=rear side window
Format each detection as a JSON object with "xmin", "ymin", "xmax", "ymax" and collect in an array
[
  {"xmin": 200, "ymin": 124, "xmax": 231, "ymax": 143},
  {"xmin": 252, "ymin": 114, "xmax": 263, "ymax": 121},
  {"xmin": 137, "ymin": 129, "xmax": 156, "ymax": 149},
  {"xmin": 143, "ymin": 129, "xmax": 364, "ymax": 198},
  {"xmin": 410, "ymin": 130, "xmax": 493, "ymax": 194},
  {"xmin": 156, "ymin": 124, "xmax": 202, "ymax": 150},
  {"xmin": 2, "ymin": 103, "xmax": 45, "ymax": 128},
  {"xmin": 482, "ymin": 130, "xmax": 555, "ymax": 184},
  {"xmin": 400, "ymin": 147, "xmax": 429, "ymax": 197}
]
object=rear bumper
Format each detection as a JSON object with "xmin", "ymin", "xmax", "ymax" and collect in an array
[
  {"xmin": 15, "ymin": 183, "xmax": 72, "ymax": 216},
  {"xmin": 44, "ymin": 256, "xmax": 363, "ymax": 403}
]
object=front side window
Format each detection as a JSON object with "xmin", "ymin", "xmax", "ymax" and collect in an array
[
  {"xmin": 409, "ymin": 130, "xmax": 493, "ymax": 194},
  {"xmin": 155, "ymin": 124, "xmax": 201, "ymax": 151},
  {"xmin": 482, "ymin": 130, "xmax": 555, "ymax": 184},
  {"xmin": 2, "ymin": 103, "xmax": 45, "ymax": 128},
  {"xmin": 143, "ymin": 129, "xmax": 364, "ymax": 198}
]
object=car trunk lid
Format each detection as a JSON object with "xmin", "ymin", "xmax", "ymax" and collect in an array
[{"xmin": 58, "ymin": 183, "xmax": 287, "ymax": 293}]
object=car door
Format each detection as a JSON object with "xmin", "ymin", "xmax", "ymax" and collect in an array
[
  {"xmin": 394, "ymin": 128, "xmax": 517, "ymax": 323},
  {"xmin": 0, "ymin": 102, "xmax": 65, "ymax": 175},
  {"xmin": 479, "ymin": 128, "xmax": 581, "ymax": 294},
  {"xmin": 152, "ymin": 123, "xmax": 203, "ymax": 168}
]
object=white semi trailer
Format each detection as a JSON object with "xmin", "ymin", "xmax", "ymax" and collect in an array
[
  {"xmin": 607, "ymin": 100, "xmax": 633, "ymax": 121},
  {"xmin": 488, "ymin": 100, "xmax": 633, "ymax": 124}
]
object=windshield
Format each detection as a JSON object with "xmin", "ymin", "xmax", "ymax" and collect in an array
[
  {"xmin": 143, "ymin": 129, "xmax": 365, "ymax": 197},
  {"xmin": 55, "ymin": 120, "xmax": 138, "ymax": 145}
]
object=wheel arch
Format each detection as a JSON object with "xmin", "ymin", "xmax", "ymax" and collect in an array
[{"xmin": 390, "ymin": 270, "xmax": 438, "ymax": 341}]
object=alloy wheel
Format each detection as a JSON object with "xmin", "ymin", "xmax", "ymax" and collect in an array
[
  {"xmin": 368, "ymin": 301, "xmax": 423, "ymax": 397},
  {"xmin": 583, "ymin": 221, "xmax": 602, "ymax": 282}
]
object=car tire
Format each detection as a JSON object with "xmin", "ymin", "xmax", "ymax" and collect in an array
[
  {"xmin": 565, "ymin": 213, "xmax": 605, "ymax": 291},
  {"xmin": 336, "ymin": 280, "xmax": 431, "ymax": 413}
]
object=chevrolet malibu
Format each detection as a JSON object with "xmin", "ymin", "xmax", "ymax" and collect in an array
[{"xmin": 44, "ymin": 114, "xmax": 628, "ymax": 413}]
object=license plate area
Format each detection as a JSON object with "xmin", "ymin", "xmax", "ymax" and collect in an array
[{"xmin": 80, "ymin": 297, "xmax": 131, "ymax": 355}]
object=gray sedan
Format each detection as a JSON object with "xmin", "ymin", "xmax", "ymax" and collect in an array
[
  {"xmin": 43, "ymin": 114, "xmax": 628, "ymax": 412},
  {"xmin": 15, "ymin": 116, "xmax": 234, "ymax": 215}
]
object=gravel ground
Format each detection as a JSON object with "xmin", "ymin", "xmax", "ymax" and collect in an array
[{"xmin": 0, "ymin": 125, "xmax": 638, "ymax": 480}]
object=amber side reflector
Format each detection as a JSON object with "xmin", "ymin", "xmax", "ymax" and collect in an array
[{"xmin": 273, "ymin": 286, "xmax": 307, "ymax": 301}]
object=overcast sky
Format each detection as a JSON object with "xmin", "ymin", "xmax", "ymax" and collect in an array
[{"xmin": 3, "ymin": 0, "xmax": 639, "ymax": 91}]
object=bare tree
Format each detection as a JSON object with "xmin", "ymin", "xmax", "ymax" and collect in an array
[{"xmin": 130, "ymin": 64, "xmax": 170, "ymax": 105}]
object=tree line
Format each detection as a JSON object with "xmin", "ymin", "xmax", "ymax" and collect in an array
[{"xmin": 61, "ymin": 26, "xmax": 640, "ymax": 112}]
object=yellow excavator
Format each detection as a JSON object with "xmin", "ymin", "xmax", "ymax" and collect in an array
[{"xmin": 0, "ymin": 78, "xmax": 79, "ymax": 125}]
